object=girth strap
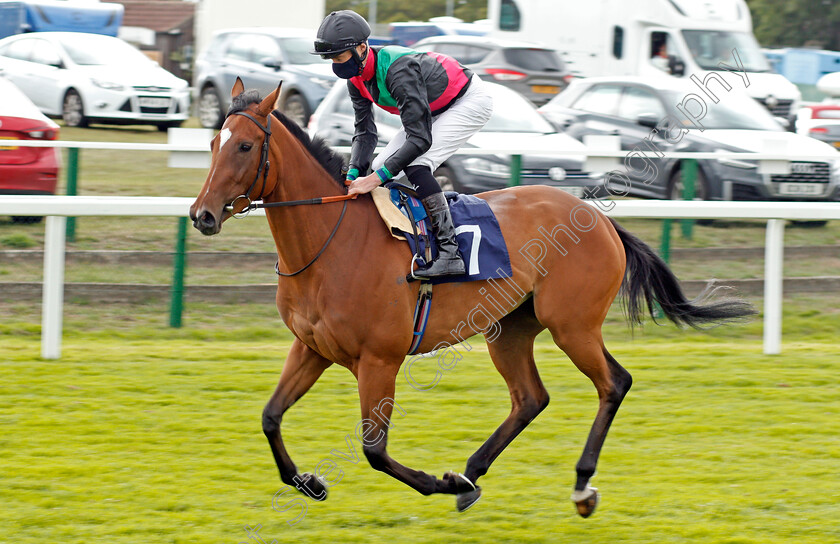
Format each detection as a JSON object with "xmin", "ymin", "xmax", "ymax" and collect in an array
[{"xmin": 408, "ymin": 282, "xmax": 433, "ymax": 355}]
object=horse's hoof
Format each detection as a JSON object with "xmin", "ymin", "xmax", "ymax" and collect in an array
[
  {"xmin": 456, "ymin": 486, "xmax": 482, "ymax": 512},
  {"xmin": 571, "ymin": 486, "xmax": 599, "ymax": 518},
  {"xmin": 299, "ymin": 472, "xmax": 328, "ymax": 501}
]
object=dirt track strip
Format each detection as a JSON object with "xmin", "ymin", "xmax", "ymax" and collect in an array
[
  {"xmin": 1, "ymin": 246, "xmax": 839, "ymax": 266},
  {"xmin": 2, "ymin": 277, "xmax": 839, "ymax": 303}
]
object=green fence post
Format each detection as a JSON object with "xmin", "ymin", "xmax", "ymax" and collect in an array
[
  {"xmin": 680, "ymin": 158, "xmax": 697, "ymax": 239},
  {"xmin": 660, "ymin": 218, "xmax": 673, "ymax": 264},
  {"xmin": 509, "ymin": 154, "xmax": 522, "ymax": 187},
  {"xmin": 65, "ymin": 147, "xmax": 79, "ymax": 242},
  {"xmin": 169, "ymin": 217, "xmax": 188, "ymax": 328},
  {"xmin": 655, "ymin": 218, "xmax": 674, "ymax": 319}
]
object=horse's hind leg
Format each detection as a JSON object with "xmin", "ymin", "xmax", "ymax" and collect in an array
[
  {"xmin": 555, "ymin": 332, "xmax": 632, "ymax": 518},
  {"xmin": 459, "ymin": 299, "xmax": 549, "ymax": 511}
]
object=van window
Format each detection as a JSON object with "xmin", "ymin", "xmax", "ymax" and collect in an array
[
  {"xmin": 500, "ymin": 0, "xmax": 521, "ymax": 31},
  {"xmin": 613, "ymin": 26, "xmax": 624, "ymax": 59}
]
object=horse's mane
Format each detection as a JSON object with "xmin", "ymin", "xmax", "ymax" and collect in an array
[{"xmin": 228, "ymin": 90, "xmax": 347, "ymax": 186}]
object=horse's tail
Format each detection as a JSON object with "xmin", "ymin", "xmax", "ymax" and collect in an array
[{"xmin": 609, "ymin": 217, "xmax": 756, "ymax": 328}]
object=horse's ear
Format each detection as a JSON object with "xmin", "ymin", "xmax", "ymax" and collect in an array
[
  {"xmin": 258, "ymin": 82, "xmax": 283, "ymax": 117},
  {"xmin": 231, "ymin": 77, "xmax": 245, "ymax": 99}
]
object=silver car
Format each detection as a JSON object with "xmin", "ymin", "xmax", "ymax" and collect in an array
[
  {"xmin": 0, "ymin": 32, "xmax": 189, "ymax": 130},
  {"xmin": 309, "ymin": 80, "xmax": 604, "ymax": 197},
  {"xmin": 194, "ymin": 27, "xmax": 336, "ymax": 129},
  {"xmin": 412, "ymin": 35, "xmax": 572, "ymax": 106}
]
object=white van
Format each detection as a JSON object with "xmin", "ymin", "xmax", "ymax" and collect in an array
[{"xmin": 487, "ymin": 0, "xmax": 801, "ymax": 121}]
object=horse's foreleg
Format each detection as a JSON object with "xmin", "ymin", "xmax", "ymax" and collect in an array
[
  {"xmin": 355, "ymin": 357, "xmax": 468, "ymax": 498},
  {"xmin": 263, "ymin": 338, "xmax": 333, "ymax": 500}
]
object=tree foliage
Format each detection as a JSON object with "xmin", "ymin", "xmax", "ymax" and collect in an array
[
  {"xmin": 324, "ymin": 0, "xmax": 487, "ymax": 24},
  {"xmin": 747, "ymin": 0, "xmax": 840, "ymax": 49}
]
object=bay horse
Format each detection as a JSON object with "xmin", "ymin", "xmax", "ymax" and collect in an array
[{"xmin": 189, "ymin": 79, "xmax": 754, "ymax": 517}]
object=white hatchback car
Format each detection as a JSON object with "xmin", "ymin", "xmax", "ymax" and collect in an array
[{"xmin": 0, "ymin": 32, "xmax": 190, "ymax": 130}]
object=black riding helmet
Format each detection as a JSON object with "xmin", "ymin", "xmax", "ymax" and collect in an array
[{"xmin": 311, "ymin": 10, "xmax": 371, "ymax": 58}]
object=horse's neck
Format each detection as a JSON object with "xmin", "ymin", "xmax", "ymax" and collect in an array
[{"xmin": 263, "ymin": 129, "xmax": 361, "ymax": 273}]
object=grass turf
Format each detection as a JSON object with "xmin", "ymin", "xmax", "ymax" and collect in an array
[{"xmin": 1, "ymin": 298, "xmax": 838, "ymax": 543}]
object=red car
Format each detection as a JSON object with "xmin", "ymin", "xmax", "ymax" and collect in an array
[{"xmin": 0, "ymin": 77, "xmax": 61, "ymax": 223}]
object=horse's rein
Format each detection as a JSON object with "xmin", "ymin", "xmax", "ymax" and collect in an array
[{"xmin": 223, "ymin": 109, "xmax": 355, "ymax": 277}]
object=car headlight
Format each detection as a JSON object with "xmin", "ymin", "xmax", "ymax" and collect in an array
[
  {"xmin": 715, "ymin": 149, "xmax": 757, "ymax": 169},
  {"xmin": 463, "ymin": 157, "xmax": 510, "ymax": 177},
  {"xmin": 831, "ymin": 160, "xmax": 840, "ymax": 180},
  {"xmin": 91, "ymin": 78, "xmax": 125, "ymax": 91}
]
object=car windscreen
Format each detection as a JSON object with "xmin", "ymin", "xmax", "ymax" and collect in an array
[
  {"xmin": 484, "ymin": 87, "xmax": 556, "ymax": 133},
  {"xmin": 60, "ymin": 35, "xmax": 153, "ymax": 66},
  {"xmin": 502, "ymin": 48, "xmax": 564, "ymax": 72},
  {"xmin": 681, "ymin": 30, "xmax": 770, "ymax": 72},
  {"xmin": 662, "ymin": 89, "xmax": 783, "ymax": 130},
  {"xmin": 280, "ymin": 37, "xmax": 330, "ymax": 64}
]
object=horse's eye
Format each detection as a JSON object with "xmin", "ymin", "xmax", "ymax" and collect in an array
[{"xmin": 239, "ymin": 143, "xmax": 252, "ymax": 152}]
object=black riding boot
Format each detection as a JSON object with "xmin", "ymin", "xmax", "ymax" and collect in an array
[{"xmin": 417, "ymin": 192, "xmax": 465, "ymax": 277}]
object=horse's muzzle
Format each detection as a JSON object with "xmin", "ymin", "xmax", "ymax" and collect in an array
[{"xmin": 192, "ymin": 209, "xmax": 220, "ymax": 236}]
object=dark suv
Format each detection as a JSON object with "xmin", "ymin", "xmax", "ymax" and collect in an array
[
  {"xmin": 194, "ymin": 27, "xmax": 336, "ymax": 128},
  {"xmin": 412, "ymin": 35, "xmax": 572, "ymax": 106}
]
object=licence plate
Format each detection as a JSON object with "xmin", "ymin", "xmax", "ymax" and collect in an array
[
  {"xmin": 559, "ymin": 186, "xmax": 584, "ymax": 198},
  {"xmin": 778, "ymin": 182, "xmax": 825, "ymax": 196},
  {"xmin": 139, "ymin": 97, "xmax": 171, "ymax": 108},
  {"xmin": 0, "ymin": 136, "xmax": 18, "ymax": 150},
  {"xmin": 532, "ymin": 85, "xmax": 560, "ymax": 94}
]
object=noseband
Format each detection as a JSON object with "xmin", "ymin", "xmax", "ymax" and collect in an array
[{"xmin": 226, "ymin": 111, "xmax": 272, "ymax": 217}]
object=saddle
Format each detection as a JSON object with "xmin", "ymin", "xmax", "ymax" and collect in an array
[
  {"xmin": 371, "ymin": 182, "xmax": 513, "ymax": 355},
  {"xmin": 371, "ymin": 183, "xmax": 513, "ymax": 285}
]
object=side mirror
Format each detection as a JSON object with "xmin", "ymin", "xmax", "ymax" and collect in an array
[
  {"xmin": 260, "ymin": 57, "xmax": 282, "ymax": 70},
  {"xmin": 636, "ymin": 113, "xmax": 660, "ymax": 129},
  {"xmin": 668, "ymin": 55, "xmax": 686, "ymax": 77}
]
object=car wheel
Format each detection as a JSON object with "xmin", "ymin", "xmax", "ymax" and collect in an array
[
  {"xmin": 198, "ymin": 85, "xmax": 224, "ymax": 129},
  {"xmin": 434, "ymin": 165, "xmax": 458, "ymax": 192},
  {"xmin": 282, "ymin": 93, "xmax": 310, "ymax": 127},
  {"xmin": 668, "ymin": 165, "xmax": 708, "ymax": 201},
  {"xmin": 62, "ymin": 90, "xmax": 87, "ymax": 127},
  {"xmin": 11, "ymin": 216, "xmax": 43, "ymax": 224},
  {"xmin": 790, "ymin": 220, "xmax": 828, "ymax": 228},
  {"xmin": 668, "ymin": 165, "xmax": 712, "ymax": 225}
]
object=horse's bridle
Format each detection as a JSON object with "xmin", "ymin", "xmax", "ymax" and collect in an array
[
  {"xmin": 225, "ymin": 111, "xmax": 272, "ymax": 217},
  {"xmin": 221, "ymin": 109, "xmax": 356, "ymax": 277}
]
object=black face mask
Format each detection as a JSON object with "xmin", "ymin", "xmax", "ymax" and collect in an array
[
  {"xmin": 331, "ymin": 46, "xmax": 367, "ymax": 79},
  {"xmin": 332, "ymin": 56, "xmax": 361, "ymax": 79}
]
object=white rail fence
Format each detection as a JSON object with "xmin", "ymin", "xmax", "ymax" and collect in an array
[{"xmin": 1, "ymin": 196, "xmax": 838, "ymax": 359}]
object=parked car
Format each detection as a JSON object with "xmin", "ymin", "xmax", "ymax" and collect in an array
[
  {"xmin": 412, "ymin": 35, "xmax": 573, "ymax": 106},
  {"xmin": 538, "ymin": 76, "xmax": 840, "ymax": 203},
  {"xmin": 388, "ymin": 17, "xmax": 488, "ymax": 46},
  {"xmin": 194, "ymin": 27, "xmax": 336, "ymax": 129},
  {"xmin": 795, "ymin": 103, "xmax": 840, "ymax": 148},
  {"xmin": 0, "ymin": 76, "xmax": 60, "ymax": 223},
  {"xmin": 309, "ymin": 80, "xmax": 604, "ymax": 197},
  {"xmin": 0, "ymin": 32, "xmax": 189, "ymax": 130}
]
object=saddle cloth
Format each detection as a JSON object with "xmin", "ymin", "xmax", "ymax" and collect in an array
[{"xmin": 371, "ymin": 186, "xmax": 513, "ymax": 284}]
